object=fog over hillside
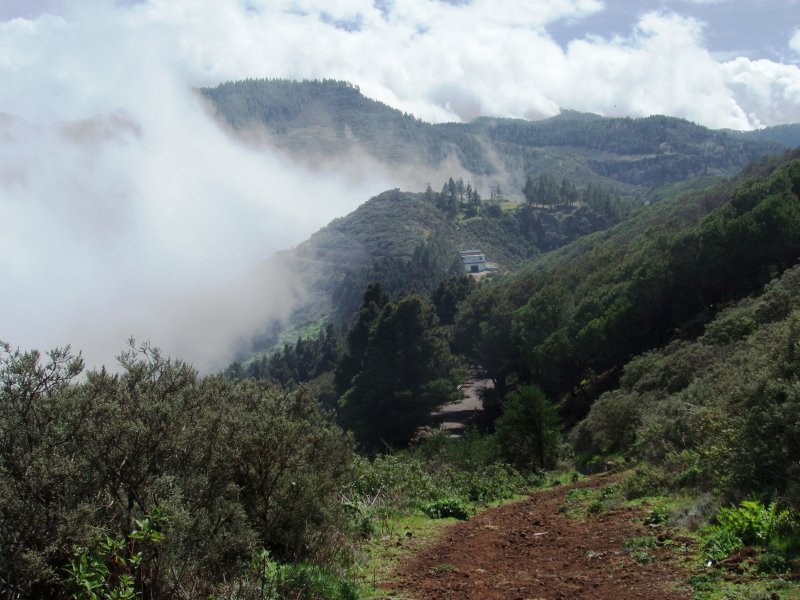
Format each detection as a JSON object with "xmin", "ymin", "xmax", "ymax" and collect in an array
[{"xmin": 1, "ymin": 0, "xmax": 800, "ymax": 370}]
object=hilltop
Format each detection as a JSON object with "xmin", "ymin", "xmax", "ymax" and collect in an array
[
  {"xmin": 201, "ymin": 78, "xmax": 798, "ymax": 199},
  {"xmin": 252, "ymin": 178, "xmax": 638, "ymax": 357}
]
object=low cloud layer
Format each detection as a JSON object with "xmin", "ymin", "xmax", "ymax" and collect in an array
[
  {"xmin": 1, "ymin": 0, "xmax": 800, "ymax": 369},
  {"xmin": 0, "ymin": 99, "xmax": 390, "ymax": 371}
]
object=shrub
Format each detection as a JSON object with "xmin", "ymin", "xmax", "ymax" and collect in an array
[
  {"xmin": 644, "ymin": 506, "xmax": 671, "ymax": 526},
  {"xmin": 702, "ymin": 527, "xmax": 743, "ymax": 561},
  {"xmin": 623, "ymin": 536, "xmax": 657, "ymax": 564},
  {"xmin": 622, "ymin": 467, "xmax": 668, "ymax": 500},
  {"xmin": 239, "ymin": 550, "xmax": 359, "ymax": 600},
  {"xmin": 420, "ymin": 497, "xmax": 472, "ymax": 520},
  {"xmin": 715, "ymin": 500, "xmax": 793, "ymax": 546},
  {"xmin": 272, "ymin": 564, "xmax": 359, "ymax": 600},
  {"xmin": 0, "ymin": 342, "xmax": 356, "ymax": 598},
  {"xmin": 66, "ymin": 508, "xmax": 166, "ymax": 600},
  {"xmin": 670, "ymin": 493, "xmax": 718, "ymax": 531},
  {"xmin": 755, "ymin": 551, "xmax": 789, "ymax": 575}
]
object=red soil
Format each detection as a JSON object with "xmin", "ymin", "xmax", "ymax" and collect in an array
[{"xmin": 388, "ymin": 475, "xmax": 693, "ymax": 599}]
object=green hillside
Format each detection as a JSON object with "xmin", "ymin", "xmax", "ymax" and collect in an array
[
  {"xmin": 732, "ymin": 122, "xmax": 800, "ymax": 149},
  {"xmin": 453, "ymin": 150, "xmax": 800, "ymax": 419},
  {"xmin": 6, "ymin": 84, "xmax": 800, "ymax": 600},
  {"xmin": 239, "ymin": 147, "xmax": 800, "ymax": 513},
  {"xmin": 201, "ymin": 78, "xmax": 794, "ymax": 196},
  {"xmin": 262, "ymin": 176, "xmax": 639, "ymax": 355}
]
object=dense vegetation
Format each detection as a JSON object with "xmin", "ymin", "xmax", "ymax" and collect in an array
[
  {"xmin": 248, "ymin": 151, "xmax": 800, "ymax": 507},
  {"xmin": 454, "ymin": 153, "xmax": 800, "ymax": 417},
  {"xmin": 0, "ymin": 341, "xmax": 541, "ymax": 599},
  {"xmin": 572, "ymin": 261, "xmax": 800, "ymax": 505},
  {"xmin": 0, "ymin": 342, "xmax": 355, "ymax": 598}
]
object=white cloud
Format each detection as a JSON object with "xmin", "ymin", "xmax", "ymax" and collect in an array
[
  {"xmin": 721, "ymin": 57, "xmax": 800, "ymax": 127},
  {"xmin": 791, "ymin": 28, "xmax": 800, "ymax": 56},
  {"xmin": 96, "ymin": 0, "xmax": 794, "ymax": 130},
  {"xmin": 552, "ymin": 12, "xmax": 753, "ymax": 129}
]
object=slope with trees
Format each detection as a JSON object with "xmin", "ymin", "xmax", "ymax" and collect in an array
[
  {"xmin": 261, "ymin": 175, "xmax": 636, "ymax": 358},
  {"xmin": 454, "ymin": 151, "xmax": 800, "ymax": 419},
  {"xmin": 201, "ymin": 78, "xmax": 797, "ymax": 198}
]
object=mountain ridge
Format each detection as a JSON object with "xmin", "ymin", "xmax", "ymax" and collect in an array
[{"xmin": 201, "ymin": 78, "xmax": 799, "ymax": 198}]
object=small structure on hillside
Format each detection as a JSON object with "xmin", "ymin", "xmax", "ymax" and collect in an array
[{"xmin": 459, "ymin": 249, "xmax": 488, "ymax": 273}]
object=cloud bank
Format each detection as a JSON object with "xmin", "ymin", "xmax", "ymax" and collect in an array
[
  {"xmin": 1, "ymin": 0, "xmax": 800, "ymax": 370},
  {"xmin": 96, "ymin": 0, "xmax": 798, "ymax": 130}
]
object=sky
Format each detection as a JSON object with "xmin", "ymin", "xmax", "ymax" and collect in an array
[{"xmin": 1, "ymin": 0, "xmax": 799, "ymax": 371}]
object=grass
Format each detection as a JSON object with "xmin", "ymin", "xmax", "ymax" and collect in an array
[
  {"xmin": 557, "ymin": 481, "xmax": 621, "ymax": 518},
  {"xmin": 689, "ymin": 574, "xmax": 800, "ymax": 600},
  {"xmin": 624, "ymin": 535, "xmax": 659, "ymax": 564},
  {"xmin": 611, "ymin": 473, "xmax": 800, "ymax": 600},
  {"xmin": 354, "ymin": 513, "xmax": 452, "ymax": 598}
]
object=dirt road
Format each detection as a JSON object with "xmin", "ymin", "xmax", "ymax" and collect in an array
[{"xmin": 388, "ymin": 475, "xmax": 693, "ymax": 599}]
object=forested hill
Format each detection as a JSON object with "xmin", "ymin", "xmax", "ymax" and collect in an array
[
  {"xmin": 200, "ymin": 78, "xmax": 799, "ymax": 194},
  {"xmin": 259, "ymin": 175, "xmax": 638, "ymax": 354},
  {"xmin": 453, "ymin": 149, "xmax": 800, "ymax": 422}
]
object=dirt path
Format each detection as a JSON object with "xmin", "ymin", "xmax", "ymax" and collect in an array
[{"xmin": 387, "ymin": 475, "xmax": 693, "ymax": 599}]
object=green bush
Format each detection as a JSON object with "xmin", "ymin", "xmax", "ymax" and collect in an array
[
  {"xmin": 272, "ymin": 564, "xmax": 358, "ymax": 600},
  {"xmin": 0, "ymin": 342, "xmax": 355, "ymax": 598},
  {"xmin": 755, "ymin": 551, "xmax": 789, "ymax": 575},
  {"xmin": 702, "ymin": 527, "xmax": 743, "ymax": 561},
  {"xmin": 624, "ymin": 535, "xmax": 658, "ymax": 565},
  {"xmin": 237, "ymin": 550, "xmax": 359, "ymax": 600},
  {"xmin": 420, "ymin": 497, "xmax": 472, "ymax": 520},
  {"xmin": 716, "ymin": 500, "xmax": 793, "ymax": 546},
  {"xmin": 644, "ymin": 506, "xmax": 671, "ymax": 526},
  {"xmin": 348, "ymin": 431, "xmax": 531, "ymax": 528},
  {"xmin": 66, "ymin": 508, "xmax": 166, "ymax": 600},
  {"xmin": 622, "ymin": 467, "xmax": 667, "ymax": 500}
]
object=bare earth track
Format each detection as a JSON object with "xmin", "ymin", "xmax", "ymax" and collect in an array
[{"xmin": 387, "ymin": 475, "xmax": 693, "ymax": 599}]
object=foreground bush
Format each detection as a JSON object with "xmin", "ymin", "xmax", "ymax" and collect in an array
[
  {"xmin": 345, "ymin": 431, "xmax": 534, "ymax": 534},
  {"xmin": 0, "ymin": 341, "xmax": 355, "ymax": 598},
  {"xmin": 227, "ymin": 550, "xmax": 359, "ymax": 600}
]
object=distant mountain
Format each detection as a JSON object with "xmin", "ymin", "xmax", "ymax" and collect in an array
[
  {"xmin": 731, "ymin": 122, "xmax": 800, "ymax": 149},
  {"xmin": 200, "ymin": 78, "xmax": 796, "ymax": 197}
]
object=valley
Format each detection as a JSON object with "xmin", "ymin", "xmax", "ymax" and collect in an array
[{"xmin": 4, "ymin": 79, "xmax": 800, "ymax": 600}]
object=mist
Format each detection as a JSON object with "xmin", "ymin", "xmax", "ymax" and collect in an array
[
  {"xmin": 1, "ymin": 100, "xmax": 393, "ymax": 372},
  {"xmin": 0, "ymin": 6, "xmax": 393, "ymax": 371}
]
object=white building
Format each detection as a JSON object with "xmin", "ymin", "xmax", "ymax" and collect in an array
[{"xmin": 459, "ymin": 249, "xmax": 488, "ymax": 273}]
